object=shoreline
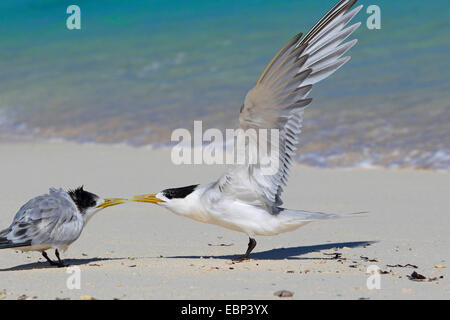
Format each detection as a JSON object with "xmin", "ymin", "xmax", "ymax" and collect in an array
[{"xmin": 0, "ymin": 138, "xmax": 448, "ymax": 173}]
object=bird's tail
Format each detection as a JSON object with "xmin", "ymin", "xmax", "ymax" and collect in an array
[
  {"xmin": 0, "ymin": 232, "xmax": 12, "ymax": 249},
  {"xmin": 0, "ymin": 227, "xmax": 9, "ymax": 237},
  {"xmin": 0, "ymin": 228, "xmax": 23, "ymax": 249},
  {"xmin": 0, "ymin": 239, "xmax": 31, "ymax": 249},
  {"xmin": 281, "ymin": 209, "xmax": 368, "ymax": 221}
]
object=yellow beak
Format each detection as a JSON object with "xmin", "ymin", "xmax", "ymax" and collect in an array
[
  {"xmin": 97, "ymin": 198, "xmax": 127, "ymax": 209},
  {"xmin": 129, "ymin": 194, "xmax": 164, "ymax": 204}
]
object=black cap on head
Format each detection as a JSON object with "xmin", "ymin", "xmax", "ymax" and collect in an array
[
  {"xmin": 162, "ymin": 185, "xmax": 199, "ymax": 199},
  {"xmin": 68, "ymin": 186, "xmax": 100, "ymax": 213}
]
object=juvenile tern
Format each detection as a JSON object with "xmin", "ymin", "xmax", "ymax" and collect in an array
[
  {"xmin": 132, "ymin": 0, "xmax": 363, "ymax": 260},
  {"xmin": 0, "ymin": 186, "xmax": 125, "ymax": 267}
]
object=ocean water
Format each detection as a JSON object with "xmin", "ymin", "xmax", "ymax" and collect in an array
[{"xmin": 0, "ymin": 0, "xmax": 449, "ymax": 170}]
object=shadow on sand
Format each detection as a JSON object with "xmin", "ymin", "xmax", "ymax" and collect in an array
[
  {"xmin": 0, "ymin": 256, "xmax": 126, "ymax": 272},
  {"xmin": 1, "ymin": 241, "xmax": 377, "ymax": 270},
  {"xmin": 166, "ymin": 241, "xmax": 376, "ymax": 261}
]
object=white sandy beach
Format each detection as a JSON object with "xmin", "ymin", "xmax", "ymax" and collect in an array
[{"xmin": 0, "ymin": 141, "xmax": 448, "ymax": 300}]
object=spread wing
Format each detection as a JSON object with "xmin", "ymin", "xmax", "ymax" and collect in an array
[
  {"xmin": 0, "ymin": 189, "xmax": 83, "ymax": 248},
  {"xmin": 216, "ymin": 0, "xmax": 361, "ymax": 210}
]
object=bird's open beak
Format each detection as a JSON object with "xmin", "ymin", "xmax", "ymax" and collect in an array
[
  {"xmin": 97, "ymin": 198, "xmax": 127, "ymax": 209},
  {"xmin": 129, "ymin": 194, "xmax": 164, "ymax": 204}
]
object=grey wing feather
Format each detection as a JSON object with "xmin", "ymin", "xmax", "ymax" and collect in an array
[
  {"xmin": 1, "ymin": 189, "xmax": 84, "ymax": 248},
  {"xmin": 218, "ymin": 0, "xmax": 361, "ymax": 208}
]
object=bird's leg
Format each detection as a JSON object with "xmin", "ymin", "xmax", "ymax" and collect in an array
[
  {"xmin": 54, "ymin": 249, "xmax": 67, "ymax": 268},
  {"xmin": 233, "ymin": 237, "xmax": 257, "ymax": 262},
  {"xmin": 42, "ymin": 251, "xmax": 58, "ymax": 266}
]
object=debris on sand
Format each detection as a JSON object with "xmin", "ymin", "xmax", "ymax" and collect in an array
[
  {"xmin": 323, "ymin": 252, "xmax": 342, "ymax": 260},
  {"xmin": 407, "ymin": 271, "xmax": 442, "ymax": 282},
  {"xmin": 274, "ymin": 290, "xmax": 294, "ymax": 298},
  {"xmin": 208, "ymin": 243, "xmax": 234, "ymax": 247},
  {"xmin": 408, "ymin": 271, "xmax": 426, "ymax": 280},
  {"xmin": 386, "ymin": 264, "xmax": 418, "ymax": 269},
  {"xmin": 427, "ymin": 276, "xmax": 444, "ymax": 282},
  {"xmin": 89, "ymin": 263, "xmax": 102, "ymax": 267},
  {"xmin": 360, "ymin": 256, "xmax": 378, "ymax": 262},
  {"xmin": 17, "ymin": 294, "xmax": 37, "ymax": 300}
]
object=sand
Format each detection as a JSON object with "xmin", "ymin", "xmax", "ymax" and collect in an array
[{"xmin": 0, "ymin": 141, "xmax": 448, "ymax": 300}]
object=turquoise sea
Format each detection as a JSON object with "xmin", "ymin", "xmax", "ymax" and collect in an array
[{"xmin": 0, "ymin": 0, "xmax": 449, "ymax": 169}]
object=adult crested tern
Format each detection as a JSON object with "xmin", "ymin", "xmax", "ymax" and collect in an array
[
  {"xmin": 131, "ymin": 0, "xmax": 363, "ymax": 260},
  {"xmin": 0, "ymin": 186, "xmax": 125, "ymax": 267}
]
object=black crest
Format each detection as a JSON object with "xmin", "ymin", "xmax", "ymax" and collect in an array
[
  {"xmin": 162, "ymin": 185, "xmax": 199, "ymax": 199},
  {"xmin": 67, "ymin": 186, "xmax": 99, "ymax": 213}
]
